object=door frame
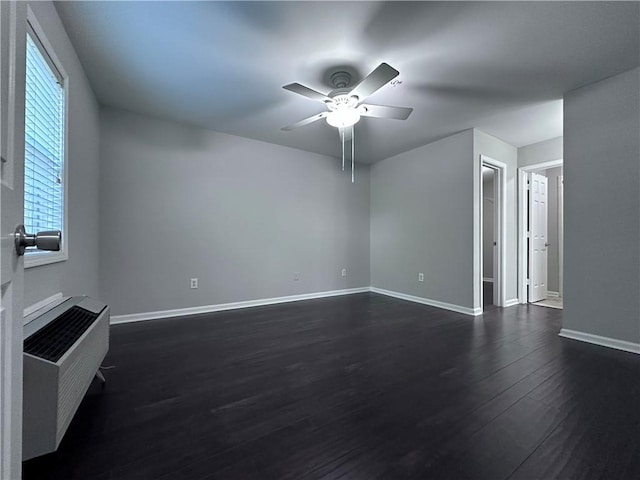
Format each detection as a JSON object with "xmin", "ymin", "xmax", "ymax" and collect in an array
[
  {"xmin": 517, "ymin": 159, "xmax": 563, "ymax": 304},
  {"xmin": 478, "ymin": 155, "xmax": 506, "ymax": 309},
  {"xmin": 558, "ymin": 175, "xmax": 564, "ymax": 298}
]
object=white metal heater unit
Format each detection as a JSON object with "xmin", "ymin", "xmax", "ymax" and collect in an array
[{"xmin": 22, "ymin": 296, "xmax": 110, "ymax": 460}]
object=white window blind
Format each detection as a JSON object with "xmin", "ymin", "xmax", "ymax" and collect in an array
[{"xmin": 24, "ymin": 28, "xmax": 65, "ymax": 251}]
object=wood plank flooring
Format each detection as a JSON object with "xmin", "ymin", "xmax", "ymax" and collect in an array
[
  {"xmin": 23, "ymin": 293, "xmax": 640, "ymax": 480},
  {"xmin": 483, "ymin": 281, "xmax": 496, "ymax": 311}
]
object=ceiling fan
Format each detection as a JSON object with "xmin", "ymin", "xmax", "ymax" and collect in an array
[{"xmin": 281, "ymin": 63, "xmax": 413, "ymax": 182}]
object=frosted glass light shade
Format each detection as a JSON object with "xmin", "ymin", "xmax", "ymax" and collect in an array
[{"xmin": 326, "ymin": 109, "xmax": 360, "ymax": 128}]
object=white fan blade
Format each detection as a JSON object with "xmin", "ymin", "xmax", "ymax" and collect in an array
[
  {"xmin": 349, "ymin": 63, "xmax": 399, "ymax": 102},
  {"xmin": 360, "ymin": 104, "xmax": 413, "ymax": 120},
  {"xmin": 281, "ymin": 112, "xmax": 328, "ymax": 131},
  {"xmin": 283, "ymin": 83, "xmax": 331, "ymax": 103}
]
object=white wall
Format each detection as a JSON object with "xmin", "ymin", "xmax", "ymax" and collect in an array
[
  {"xmin": 99, "ymin": 108, "xmax": 370, "ymax": 316},
  {"xmin": 473, "ymin": 130, "xmax": 519, "ymax": 307},
  {"xmin": 563, "ymin": 67, "xmax": 639, "ymax": 344},
  {"xmin": 23, "ymin": 1, "xmax": 101, "ymax": 308},
  {"xmin": 518, "ymin": 136, "xmax": 563, "ymax": 168},
  {"xmin": 545, "ymin": 166, "xmax": 563, "ymax": 293},
  {"xmin": 370, "ymin": 130, "xmax": 475, "ymax": 311}
]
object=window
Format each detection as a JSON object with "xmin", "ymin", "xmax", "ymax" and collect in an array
[{"xmin": 24, "ymin": 23, "xmax": 66, "ymax": 267}]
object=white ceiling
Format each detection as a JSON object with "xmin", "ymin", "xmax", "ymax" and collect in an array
[{"xmin": 55, "ymin": 1, "xmax": 639, "ymax": 164}]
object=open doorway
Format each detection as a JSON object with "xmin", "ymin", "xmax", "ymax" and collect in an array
[
  {"xmin": 482, "ymin": 167, "xmax": 497, "ymax": 310},
  {"xmin": 518, "ymin": 160, "xmax": 563, "ymax": 309},
  {"xmin": 479, "ymin": 155, "xmax": 506, "ymax": 312}
]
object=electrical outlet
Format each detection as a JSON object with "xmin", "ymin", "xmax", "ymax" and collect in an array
[
  {"xmin": 190, "ymin": 278, "xmax": 198, "ymax": 289},
  {"xmin": 418, "ymin": 273, "xmax": 424, "ymax": 282},
  {"xmin": 293, "ymin": 272, "xmax": 300, "ymax": 281},
  {"xmin": 341, "ymin": 268, "xmax": 347, "ymax": 277}
]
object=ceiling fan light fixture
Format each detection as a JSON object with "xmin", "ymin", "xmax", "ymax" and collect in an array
[
  {"xmin": 281, "ymin": 63, "xmax": 410, "ymax": 182},
  {"xmin": 326, "ymin": 109, "xmax": 361, "ymax": 128}
]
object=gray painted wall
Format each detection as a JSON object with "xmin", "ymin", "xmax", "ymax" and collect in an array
[
  {"xmin": 483, "ymin": 170, "xmax": 495, "ymax": 279},
  {"xmin": 99, "ymin": 108, "xmax": 370, "ymax": 316},
  {"xmin": 545, "ymin": 167, "xmax": 563, "ymax": 293},
  {"xmin": 473, "ymin": 130, "xmax": 519, "ymax": 306},
  {"xmin": 518, "ymin": 136, "xmax": 563, "ymax": 168},
  {"xmin": 370, "ymin": 130, "xmax": 475, "ymax": 309},
  {"xmin": 24, "ymin": 1, "xmax": 101, "ymax": 308},
  {"xmin": 563, "ymin": 67, "xmax": 640, "ymax": 344}
]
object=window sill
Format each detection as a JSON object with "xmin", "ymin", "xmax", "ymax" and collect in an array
[{"xmin": 24, "ymin": 250, "xmax": 68, "ymax": 269}]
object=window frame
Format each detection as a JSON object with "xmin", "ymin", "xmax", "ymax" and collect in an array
[{"xmin": 24, "ymin": 10, "xmax": 69, "ymax": 269}]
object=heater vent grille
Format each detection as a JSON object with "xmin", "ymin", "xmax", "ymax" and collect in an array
[{"xmin": 24, "ymin": 306, "xmax": 100, "ymax": 362}]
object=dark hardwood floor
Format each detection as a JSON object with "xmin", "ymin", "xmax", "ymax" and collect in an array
[
  {"xmin": 483, "ymin": 281, "xmax": 496, "ymax": 311},
  {"xmin": 23, "ymin": 293, "xmax": 640, "ymax": 480}
]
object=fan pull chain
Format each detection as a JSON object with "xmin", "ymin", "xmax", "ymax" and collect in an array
[
  {"xmin": 341, "ymin": 128, "xmax": 345, "ymax": 171},
  {"xmin": 351, "ymin": 126, "xmax": 355, "ymax": 183}
]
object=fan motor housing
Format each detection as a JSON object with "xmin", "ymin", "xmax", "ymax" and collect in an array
[{"xmin": 330, "ymin": 71, "xmax": 352, "ymax": 89}]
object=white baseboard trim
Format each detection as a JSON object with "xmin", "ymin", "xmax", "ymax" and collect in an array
[
  {"xmin": 504, "ymin": 298, "xmax": 520, "ymax": 307},
  {"xmin": 547, "ymin": 291, "xmax": 560, "ymax": 298},
  {"xmin": 482, "ymin": 277, "xmax": 494, "ymax": 283},
  {"xmin": 23, "ymin": 292, "xmax": 63, "ymax": 318},
  {"xmin": 370, "ymin": 287, "xmax": 481, "ymax": 316},
  {"xmin": 110, "ymin": 287, "xmax": 371, "ymax": 324},
  {"xmin": 559, "ymin": 328, "xmax": 640, "ymax": 355}
]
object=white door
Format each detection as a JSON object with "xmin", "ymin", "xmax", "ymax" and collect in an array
[
  {"xmin": 528, "ymin": 172, "xmax": 548, "ymax": 303},
  {"xmin": 1, "ymin": 1, "xmax": 26, "ymax": 478}
]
